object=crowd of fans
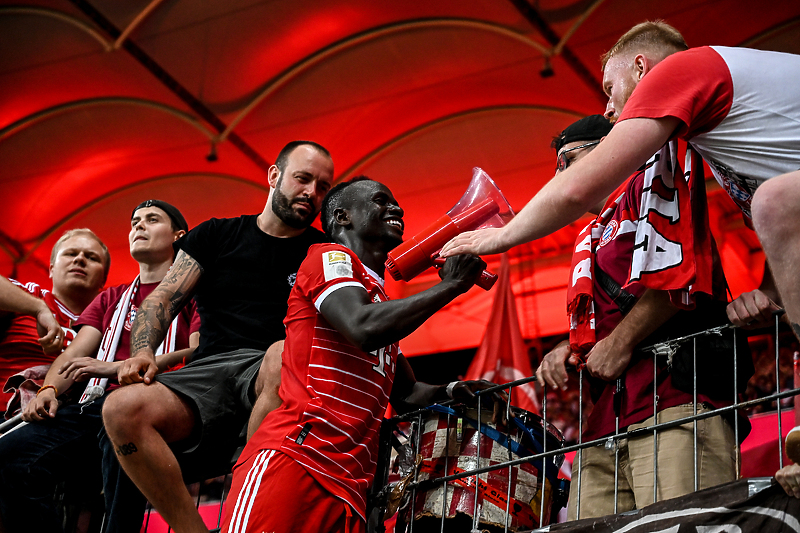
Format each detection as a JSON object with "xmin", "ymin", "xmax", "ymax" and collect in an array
[{"xmin": 1, "ymin": 17, "xmax": 800, "ymax": 533}]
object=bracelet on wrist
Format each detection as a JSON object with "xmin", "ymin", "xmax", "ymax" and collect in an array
[
  {"xmin": 445, "ymin": 381, "xmax": 459, "ymax": 400},
  {"xmin": 37, "ymin": 384, "xmax": 57, "ymax": 396}
]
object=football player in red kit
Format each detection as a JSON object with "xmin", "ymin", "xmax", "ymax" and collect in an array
[{"xmin": 222, "ymin": 177, "xmax": 502, "ymax": 533}]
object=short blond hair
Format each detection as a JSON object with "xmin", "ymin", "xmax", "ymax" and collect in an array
[
  {"xmin": 601, "ymin": 21, "xmax": 688, "ymax": 70},
  {"xmin": 51, "ymin": 228, "xmax": 110, "ymax": 282}
]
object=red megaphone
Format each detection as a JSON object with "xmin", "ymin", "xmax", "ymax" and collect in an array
[{"xmin": 385, "ymin": 168, "xmax": 514, "ymax": 290}]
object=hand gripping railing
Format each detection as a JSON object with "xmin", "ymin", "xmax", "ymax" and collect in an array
[{"xmin": 371, "ymin": 312, "xmax": 800, "ymax": 532}]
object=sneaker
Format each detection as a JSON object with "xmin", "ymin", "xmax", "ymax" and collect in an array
[{"xmin": 786, "ymin": 426, "xmax": 800, "ymax": 464}]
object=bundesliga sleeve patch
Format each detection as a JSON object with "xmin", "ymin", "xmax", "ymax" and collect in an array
[{"xmin": 323, "ymin": 250, "xmax": 354, "ymax": 281}]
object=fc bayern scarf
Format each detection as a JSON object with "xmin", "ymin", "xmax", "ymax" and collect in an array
[
  {"xmin": 79, "ymin": 276, "xmax": 178, "ymax": 404},
  {"xmin": 567, "ymin": 142, "xmax": 713, "ymax": 360}
]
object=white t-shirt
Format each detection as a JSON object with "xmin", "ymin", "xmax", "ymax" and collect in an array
[{"xmin": 618, "ymin": 46, "xmax": 800, "ymax": 219}]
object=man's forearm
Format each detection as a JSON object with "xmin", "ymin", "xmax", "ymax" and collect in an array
[
  {"xmin": 130, "ymin": 250, "xmax": 202, "ymax": 359},
  {"xmin": 330, "ymin": 279, "xmax": 470, "ymax": 353},
  {"xmin": 130, "ymin": 296, "xmax": 173, "ymax": 360},
  {"xmin": 501, "ymin": 118, "xmax": 678, "ymax": 249},
  {"xmin": 608, "ymin": 289, "xmax": 680, "ymax": 349},
  {"xmin": 0, "ymin": 277, "xmax": 49, "ymax": 316},
  {"xmin": 45, "ymin": 327, "xmax": 103, "ymax": 394},
  {"xmin": 155, "ymin": 347, "xmax": 196, "ymax": 373}
]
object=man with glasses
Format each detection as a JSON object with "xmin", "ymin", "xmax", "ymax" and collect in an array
[{"xmin": 536, "ymin": 115, "xmax": 747, "ymax": 519}]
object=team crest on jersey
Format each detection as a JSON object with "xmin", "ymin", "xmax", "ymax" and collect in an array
[
  {"xmin": 323, "ymin": 250, "xmax": 353, "ymax": 281},
  {"xmin": 124, "ymin": 306, "xmax": 137, "ymax": 332},
  {"xmin": 712, "ymin": 160, "xmax": 756, "ymax": 219},
  {"xmin": 598, "ymin": 220, "xmax": 618, "ymax": 248}
]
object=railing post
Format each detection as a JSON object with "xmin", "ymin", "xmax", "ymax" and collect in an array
[
  {"xmin": 504, "ymin": 386, "xmax": 513, "ymax": 533},
  {"xmin": 540, "ymin": 384, "xmax": 548, "ymax": 528},
  {"xmin": 440, "ymin": 412, "xmax": 450, "ymax": 533},
  {"xmin": 776, "ymin": 315, "xmax": 784, "ymax": 470},
  {"xmin": 693, "ymin": 337, "xmax": 698, "ymax": 492},
  {"xmin": 653, "ymin": 348, "xmax": 659, "ymax": 503},
  {"xmin": 471, "ymin": 394, "xmax": 482, "ymax": 533},
  {"xmin": 576, "ymin": 367, "xmax": 584, "ymax": 520},
  {"xmin": 733, "ymin": 328, "xmax": 740, "ymax": 479}
]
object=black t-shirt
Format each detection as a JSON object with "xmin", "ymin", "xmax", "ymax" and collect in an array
[{"xmin": 176, "ymin": 214, "xmax": 328, "ymax": 359}]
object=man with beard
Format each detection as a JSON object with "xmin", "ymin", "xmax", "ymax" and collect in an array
[
  {"xmin": 222, "ymin": 177, "xmax": 496, "ymax": 533},
  {"xmin": 102, "ymin": 141, "xmax": 333, "ymax": 532}
]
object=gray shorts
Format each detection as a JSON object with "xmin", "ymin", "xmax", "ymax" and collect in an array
[{"xmin": 155, "ymin": 348, "xmax": 264, "ymax": 480}]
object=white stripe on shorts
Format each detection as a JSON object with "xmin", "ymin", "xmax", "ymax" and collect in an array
[{"xmin": 227, "ymin": 449, "xmax": 276, "ymax": 533}]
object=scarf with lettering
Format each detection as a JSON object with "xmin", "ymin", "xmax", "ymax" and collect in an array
[
  {"xmin": 79, "ymin": 276, "xmax": 178, "ymax": 404},
  {"xmin": 567, "ymin": 142, "xmax": 713, "ymax": 361}
]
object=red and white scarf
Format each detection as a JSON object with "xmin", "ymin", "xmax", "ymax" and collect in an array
[
  {"xmin": 79, "ymin": 276, "xmax": 178, "ymax": 403},
  {"xmin": 567, "ymin": 142, "xmax": 713, "ymax": 361}
]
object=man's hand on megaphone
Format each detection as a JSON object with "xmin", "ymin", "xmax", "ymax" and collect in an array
[
  {"xmin": 440, "ymin": 227, "xmax": 506, "ymax": 258},
  {"xmin": 438, "ymin": 253, "xmax": 487, "ymax": 292}
]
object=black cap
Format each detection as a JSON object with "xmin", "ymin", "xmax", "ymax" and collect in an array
[
  {"xmin": 131, "ymin": 200, "xmax": 189, "ymax": 233},
  {"xmin": 552, "ymin": 115, "xmax": 613, "ymax": 153}
]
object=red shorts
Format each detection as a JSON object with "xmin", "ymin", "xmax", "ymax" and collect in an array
[{"xmin": 221, "ymin": 449, "xmax": 364, "ymax": 533}]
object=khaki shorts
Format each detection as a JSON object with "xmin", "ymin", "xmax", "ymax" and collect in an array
[{"xmin": 567, "ymin": 403, "xmax": 737, "ymax": 520}]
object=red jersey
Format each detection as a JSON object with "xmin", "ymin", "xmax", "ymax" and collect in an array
[
  {"xmin": 240, "ymin": 243, "xmax": 398, "ymax": 520},
  {"xmin": 0, "ymin": 280, "xmax": 78, "ymax": 406},
  {"xmin": 582, "ymin": 172, "xmax": 727, "ymax": 440},
  {"xmin": 618, "ymin": 46, "xmax": 800, "ymax": 220},
  {"xmin": 74, "ymin": 281, "xmax": 201, "ymax": 392}
]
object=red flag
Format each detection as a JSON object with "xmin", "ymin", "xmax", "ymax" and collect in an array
[{"xmin": 465, "ymin": 254, "xmax": 540, "ymax": 414}]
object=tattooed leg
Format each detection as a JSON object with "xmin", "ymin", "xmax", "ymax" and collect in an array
[
  {"xmin": 102, "ymin": 382, "xmax": 207, "ymax": 533},
  {"xmin": 114, "ymin": 442, "xmax": 138, "ymax": 456}
]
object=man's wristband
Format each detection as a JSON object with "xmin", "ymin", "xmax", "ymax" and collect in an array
[
  {"xmin": 445, "ymin": 381, "xmax": 459, "ymax": 400},
  {"xmin": 37, "ymin": 384, "xmax": 57, "ymax": 396}
]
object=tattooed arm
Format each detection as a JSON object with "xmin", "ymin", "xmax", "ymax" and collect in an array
[{"xmin": 118, "ymin": 250, "xmax": 203, "ymax": 385}]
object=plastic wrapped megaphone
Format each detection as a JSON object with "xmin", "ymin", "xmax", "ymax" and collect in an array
[{"xmin": 385, "ymin": 168, "xmax": 514, "ymax": 290}]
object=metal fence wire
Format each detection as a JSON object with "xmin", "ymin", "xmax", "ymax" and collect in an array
[
  {"xmin": 1, "ymin": 316, "xmax": 798, "ymax": 533},
  {"xmin": 369, "ymin": 314, "xmax": 800, "ymax": 533}
]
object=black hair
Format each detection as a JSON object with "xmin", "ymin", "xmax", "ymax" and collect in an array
[
  {"xmin": 551, "ymin": 114, "xmax": 613, "ymax": 153},
  {"xmin": 274, "ymin": 140, "xmax": 332, "ymax": 175},
  {"xmin": 320, "ymin": 176, "xmax": 374, "ymax": 236}
]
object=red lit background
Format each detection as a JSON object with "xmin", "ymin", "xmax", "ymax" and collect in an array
[{"xmin": 2, "ymin": 0, "xmax": 798, "ymax": 356}]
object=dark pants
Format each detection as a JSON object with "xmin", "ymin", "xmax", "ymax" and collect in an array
[{"xmin": 0, "ymin": 395, "xmax": 145, "ymax": 533}]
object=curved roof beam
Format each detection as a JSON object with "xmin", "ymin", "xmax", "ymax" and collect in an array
[
  {"xmin": 550, "ymin": 0, "xmax": 606, "ymax": 57},
  {"xmin": 0, "ymin": 6, "xmax": 112, "ymax": 51},
  {"xmin": 216, "ymin": 18, "xmax": 551, "ymax": 144},
  {"xmin": 19, "ymin": 172, "xmax": 270, "ymax": 262},
  {"xmin": 0, "ymin": 97, "xmax": 216, "ymax": 143},
  {"xmin": 738, "ymin": 16, "xmax": 800, "ymax": 47},
  {"xmin": 336, "ymin": 104, "xmax": 585, "ymax": 182},
  {"xmin": 113, "ymin": 0, "xmax": 167, "ymax": 50}
]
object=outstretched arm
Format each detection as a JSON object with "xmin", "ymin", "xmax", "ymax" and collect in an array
[
  {"xmin": 390, "ymin": 355, "xmax": 507, "ymax": 424},
  {"xmin": 319, "ymin": 254, "xmax": 486, "ymax": 353},
  {"xmin": 440, "ymin": 117, "xmax": 679, "ymax": 257},
  {"xmin": 0, "ymin": 277, "xmax": 63, "ymax": 355},
  {"xmin": 121, "ymin": 250, "xmax": 202, "ymax": 385}
]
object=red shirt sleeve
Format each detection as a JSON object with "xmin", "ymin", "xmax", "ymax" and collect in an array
[
  {"xmin": 617, "ymin": 47, "xmax": 733, "ymax": 140},
  {"xmin": 295, "ymin": 244, "xmax": 365, "ymax": 309}
]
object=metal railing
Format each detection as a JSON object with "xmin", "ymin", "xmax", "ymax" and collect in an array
[
  {"xmin": 371, "ymin": 314, "xmax": 800, "ymax": 532},
  {"xmin": 2, "ymin": 315, "xmax": 797, "ymax": 533}
]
